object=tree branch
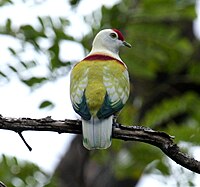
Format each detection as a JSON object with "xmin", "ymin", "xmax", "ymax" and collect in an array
[
  {"xmin": 0, "ymin": 181, "xmax": 7, "ymax": 187},
  {"xmin": 0, "ymin": 115, "xmax": 199, "ymax": 174}
]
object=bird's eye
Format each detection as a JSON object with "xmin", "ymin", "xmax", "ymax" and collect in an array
[{"xmin": 110, "ymin": 33, "xmax": 117, "ymax": 39}]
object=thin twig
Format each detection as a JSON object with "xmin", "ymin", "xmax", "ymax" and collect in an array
[{"xmin": 18, "ymin": 131, "xmax": 32, "ymax": 151}]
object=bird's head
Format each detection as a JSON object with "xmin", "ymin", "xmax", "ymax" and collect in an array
[{"xmin": 90, "ymin": 29, "xmax": 131, "ymax": 58}]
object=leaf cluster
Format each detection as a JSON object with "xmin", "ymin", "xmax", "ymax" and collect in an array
[{"xmin": 0, "ymin": 155, "xmax": 57, "ymax": 187}]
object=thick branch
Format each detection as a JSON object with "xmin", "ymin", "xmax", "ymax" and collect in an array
[{"xmin": 0, "ymin": 115, "xmax": 199, "ymax": 174}]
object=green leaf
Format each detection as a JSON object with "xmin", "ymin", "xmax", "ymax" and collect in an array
[
  {"xmin": 8, "ymin": 47, "xmax": 16, "ymax": 55},
  {"xmin": 70, "ymin": 0, "xmax": 81, "ymax": 6},
  {"xmin": 0, "ymin": 71, "xmax": 8, "ymax": 79},
  {"xmin": 8, "ymin": 65, "xmax": 18, "ymax": 73},
  {"xmin": 5, "ymin": 18, "xmax": 12, "ymax": 32},
  {"xmin": 37, "ymin": 16, "xmax": 45, "ymax": 31},
  {"xmin": 21, "ymin": 77, "xmax": 47, "ymax": 87},
  {"xmin": 39, "ymin": 100, "xmax": 55, "ymax": 109},
  {"xmin": 0, "ymin": 0, "xmax": 13, "ymax": 6}
]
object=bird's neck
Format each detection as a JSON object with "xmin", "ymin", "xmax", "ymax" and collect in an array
[{"xmin": 88, "ymin": 47, "xmax": 122, "ymax": 61}]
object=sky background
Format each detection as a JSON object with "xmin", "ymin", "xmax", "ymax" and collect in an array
[{"xmin": 0, "ymin": 0, "xmax": 200, "ymax": 186}]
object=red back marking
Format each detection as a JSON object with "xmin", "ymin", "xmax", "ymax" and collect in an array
[
  {"xmin": 83, "ymin": 54, "xmax": 125, "ymax": 66},
  {"xmin": 112, "ymin": 29, "xmax": 124, "ymax": 41}
]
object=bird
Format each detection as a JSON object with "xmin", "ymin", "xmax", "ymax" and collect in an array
[{"xmin": 70, "ymin": 29, "xmax": 131, "ymax": 150}]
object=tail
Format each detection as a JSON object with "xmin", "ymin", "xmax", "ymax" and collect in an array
[{"xmin": 82, "ymin": 116, "xmax": 113, "ymax": 150}]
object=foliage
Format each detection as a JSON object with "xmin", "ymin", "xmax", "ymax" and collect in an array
[
  {"xmin": 0, "ymin": 0, "xmax": 200, "ymax": 186},
  {"xmin": 0, "ymin": 155, "xmax": 57, "ymax": 187}
]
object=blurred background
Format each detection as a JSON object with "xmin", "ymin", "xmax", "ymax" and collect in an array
[{"xmin": 0, "ymin": 0, "xmax": 200, "ymax": 186}]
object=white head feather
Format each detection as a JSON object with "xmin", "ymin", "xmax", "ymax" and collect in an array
[{"xmin": 88, "ymin": 29, "xmax": 131, "ymax": 61}]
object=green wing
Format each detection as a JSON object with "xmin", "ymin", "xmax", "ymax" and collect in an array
[
  {"xmin": 97, "ymin": 67, "xmax": 130, "ymax": 119},
  {"xmin": 70, "ymin": 64, "xmax": 91, "ymax": 120}
]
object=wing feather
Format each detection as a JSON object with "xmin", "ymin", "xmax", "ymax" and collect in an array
[
  {"xmin": 97, "ymin": 66, "xmax": 129, "ymax": 119},
  {"xmin": 70, "ymin": 65, "xmax": 91, "ymax": 120}
]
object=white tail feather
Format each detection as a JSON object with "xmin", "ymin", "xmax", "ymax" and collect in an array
[{"xmin": 82, "ymin": 116, "xmax": 113, "ymax": 150}]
